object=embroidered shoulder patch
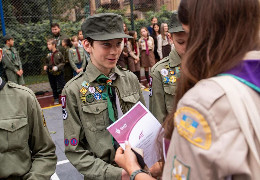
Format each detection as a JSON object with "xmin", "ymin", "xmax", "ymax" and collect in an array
[
  {"xmin": 171, "ymin": 156, "xmax": 190, "ymax": 180},
  {"xmin": 174, "ymin": 107, "xmax": 212, "ymax": 150}
]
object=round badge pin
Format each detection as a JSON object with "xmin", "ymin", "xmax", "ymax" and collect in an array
[
  {"xmin": 94, "ymin": 92, "xmax": 102, "ymax": 100},
  {"xmin": 170, "ymin": 76, "xmax": 177, "ymax": 83},
  {"xmin": 81, "ymin": 81, "xmax": 89, "ymax": 88},
  {"xmin": 64, "ymin": 139, "xmax": 69, "ymax": 146},
  {"xmin": 70, "ymin": 138, "xmax": 78, "ymax": 146},
  {"xmin": 86, "ymin": 94, "xmax": 95, "ymax": 103},
  {"xmin": 88, "ymin": 86, "xmax": 96, "ymax": 93},
  {"xmin": 160, "ymin": 69, "xmax": 168, "ymax": 76}
]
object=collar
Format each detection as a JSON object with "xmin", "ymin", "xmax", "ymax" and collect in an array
[
  {"xmin": 4, "ymin": 45, "xmax": 11, "ymax": 50},
  {"xmin": 85, "ymin": 61, "xmax": 125, "ymax": 83},
  {"xmin": 169, "ymin": 48, "xmax": 181, "ymax": 67},
  {"xmin": 0, "ymin": 77, "xmax": 6, "ymax": 90},
  {"xmin": 222, "ymin": 51, "xmax": 260, "ymax": 93}
]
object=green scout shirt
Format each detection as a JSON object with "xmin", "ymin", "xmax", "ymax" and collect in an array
[
  {"xmin": 45, "ymin": 50, "xmax": 65, "ymax": 75},
  {"xmin": 68, "ymin": 46, "xmax": 87, "ymax": 71},
  {"xmin": 62, "ymin": 61, "xmax": 145, "ymax": 180},
  {"xmin": 0, "ymin": 78, "xmax": 57, "ymax": 179},
  {"xmin": 2, "ymin": 45, "xmax": 24, "ymax": 85},
  {"xmin": 149, "ymin": 49, "xmax": 181, "ymax": 123}
]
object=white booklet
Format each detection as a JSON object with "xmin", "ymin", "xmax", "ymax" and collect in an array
[{"xmin": 107, "ymin": 101, "xmax": 162, "ymax": 168}]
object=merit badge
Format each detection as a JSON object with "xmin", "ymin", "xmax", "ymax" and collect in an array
[
  {"xmin": 94, "ymin": 92, "xmax": 102, "ymax": 100},
  {"xmin": 62, "ymin": 108, "xmax": 68, "ymax": 120},
  {"xmin": 170, "ymin": 76, "xmax": 177, "ymax": 84},
  {"xmin": 163, "ymin": 76, "xmax": 170, "ymax": 84},
  {"xmin": 170, "ymin": 69, "xmax": 175, "ymax": 75},
  {"xmin": 96, "ymin": 85, "xmax": 105, "ymax": 93},
  {"xmin": 161, "ymin": 69, "xmax": 168, "ymax": 76},
  {"xmin": 64, "ymin": 139, "xmax": 70, "ymax": 146},
  {"xmin": 70, "ymin": 138, "xmax": 78, "ymax": 146},
  {"xmin": 61, "ymin": 95, "xmax": 66, "ymax": 108},
  {"xmin": 171, "ymin": 156, "xmax": 190, "ymax": 180},
  {"xmin": 81, "ymin": 95, "xmax": 87, "ymax": 103},
  {"xmin": 88, "ymin": 86, "xmax": 95, "ymax": 93},
  {"xmin": 175, "ymin": 107, "xmax": 212, "ymax": 150},
  {"xmin": 106, "ymin": 79, "xmax": 112, "ymax": 85},
  {"xmin": 175, "ymin": 67, "xmax": 180, "ymax": 74},
  {"xmin": 80, "ymin": 87, "xmax": 88, "ymax": 95},
  {"xmin": 81, "ymin": 81, "xmax": 89, "ymax": 88},
  {"xmin": 86, "ymin": 94, "xmax": 95, "ymax": 103},
  {"xmin": 165, "ymin": 64, "xmax": 170, "ymax": 69}
]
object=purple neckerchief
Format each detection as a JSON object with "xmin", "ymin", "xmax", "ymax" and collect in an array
[{"xmin": 222, "ymin": 60, "xmax": 260, "ymax": 92}]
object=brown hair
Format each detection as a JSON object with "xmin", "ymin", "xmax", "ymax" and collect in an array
[
  {"xmin": 164, "ymin": 0, "xmax": 260, "ymax": 139},
  {"xmin": 160, "ymin": 23, "xmax": 168, "ymax": 40},
  {"xmin": 128, "ymin": 31, "xmax": 137, "ymax": 51},
  {"xmin": 140, "ymin": 27, "xmax": 149, "ymax": 39},
  {"xmin": 47, "ymin": 38, "xmax": 57, "ymax": 47},
  {"xmin": 71, "ymin": 36, "xmax": 78, "ymax": 42}
]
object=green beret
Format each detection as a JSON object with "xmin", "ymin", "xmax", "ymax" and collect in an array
[
  {"xmin": 81, "ymin": 13, "xmax": 132, "ymax": 41},
  {"xmin": 168, "ymin": 11, "xmax": 184, "ymax": 33}
]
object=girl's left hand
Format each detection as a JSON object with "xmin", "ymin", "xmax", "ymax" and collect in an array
[{"xmin": 115, "ymin": 142, "xmax": 141, "ymax": 175}]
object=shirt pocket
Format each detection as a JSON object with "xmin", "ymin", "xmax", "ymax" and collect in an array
[
  {"xmin": 163, "ymin": 85, "xmax": 176, "ymax": 112},
  {"xmin": 121, "ymin": 92, "xmax": 140, "ymax": 112},
  {"xmin": 82, "ymin": 101, "xmax": 109, "ymax": 132},
  {"xmin": 0, "ymin": 117, "xmax": 29, "ymax": 152}
]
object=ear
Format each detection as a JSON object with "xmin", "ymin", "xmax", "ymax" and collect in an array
[{"xmin": 82, "ymin": 39, "xmax": 92, "ymax": 53}]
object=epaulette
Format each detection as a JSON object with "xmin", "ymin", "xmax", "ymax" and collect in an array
[
  {"xmin": 7, "ymin": 81, "xmax": 35, "ymax": 97},
  {"xmin": 117, "ymin": 65, "xmax": 128, "ymax": 71},
  {"xmin": 151, "ymin": 56, "xmax": 170, "ymax": 72},
  {"xmin": 64, "ymin": 71, "xmax": 84, "ymax": 88}
]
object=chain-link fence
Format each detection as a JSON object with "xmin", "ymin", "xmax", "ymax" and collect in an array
[{"xmin": 0, "ymin": 0, "xmax": 180, "ymax": 93}]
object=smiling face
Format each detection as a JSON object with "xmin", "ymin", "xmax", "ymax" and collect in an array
[{"xmin": 83, "ymin": 38, "xmax": 123, "ymax": 75}]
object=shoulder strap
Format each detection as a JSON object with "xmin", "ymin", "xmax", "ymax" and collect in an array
[{"xmin": 210, "ymin": 76, "xmax": 260, "ymax": 166}]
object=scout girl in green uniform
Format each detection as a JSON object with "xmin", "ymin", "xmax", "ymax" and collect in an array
[
  {"xmin": 62, "ymin": 13, "xmax": 145, "ymax": 180},
  {"xmin": 2, "ymin": 34, "xmax": 25, "ymax": 85},
  {"xmin": 68, "ymin": 36, "xmax": 87, "ymax": 76},
  {"xmin": 0, "ymin": 54, "xmax": 57, "ymax": 179},
  {"xmin": 149, "ymin": 11, "xmax": 188, "ymax": 123}
]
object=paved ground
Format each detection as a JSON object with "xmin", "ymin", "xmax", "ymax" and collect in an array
[{"xmin": 44, "ymin": 89, "xmax": 150, "ymax": 180}]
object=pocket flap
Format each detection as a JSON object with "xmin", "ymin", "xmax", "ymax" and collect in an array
[
  {"xmin": 0, "ymin": 117, "xmax": 27, "ymax": 132},
  {"xmin": 82, "ymin": 102, "xmax": 107, "ymax": 115},
  {"xmin": 163, "ymin": 85, "xmax": 176, "ymax": 95},
  {"xmin": 121, "ymin": 93, "xmax": 140, "ymax": 103}
]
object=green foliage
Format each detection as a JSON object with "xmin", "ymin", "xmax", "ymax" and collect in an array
[{"xmin": 1, "ymin": 20, "xmax": 83, "ymax": 76}]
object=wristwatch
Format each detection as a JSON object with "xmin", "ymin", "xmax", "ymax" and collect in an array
[{"xmin": 130, "ymin": 169, "xmax": 148, "ymax": 180}]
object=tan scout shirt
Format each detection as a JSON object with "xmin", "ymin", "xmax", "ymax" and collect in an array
[
  {"xmin": 62, "ymin": 61, "xmax": 145, "ymax": 180},
  {"xmin": 163, "ymin": 77, "xmax": 260, "ymax": 179},
  {"xmin": 139, "ymin": 36, "xmax": 154, "ymax": 51},
  {"xmin": 0, "ymin": 79, "xmax": 57, "ymax": 179},
  {"xmin": 68, "ymin": 46, "xmax": 87, "ymax": 71},
  {"xmin": 149, "ymin": 49, "xmax": 181, "ymax": 123}
]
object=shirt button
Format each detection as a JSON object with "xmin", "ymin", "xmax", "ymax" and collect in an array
[{"xmin": 96, "ymin": 107, "xmax": 99, "ymax": 112}]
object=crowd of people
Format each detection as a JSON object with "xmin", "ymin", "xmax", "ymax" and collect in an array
[{"xmin": 0, "ymin": 0, "xmax": 260, "ymax": 179}]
